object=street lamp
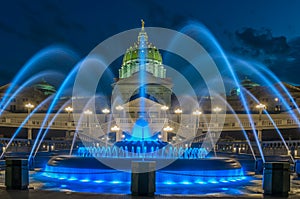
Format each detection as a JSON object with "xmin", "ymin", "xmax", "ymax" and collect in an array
[
  {"xmin": 163, "ymin": 125, "xmax": 173, "ymax": 132},
  {"xmin": 25, "ymin": 103, "xmax": 34, "ymax": 114},
  {"xmin": 64, "ymin": 106, "xmax": 73, "ymax": 138},
  {"xmin": 111, "ymin": 125, "xmax": 120, "ymax": 131},
  {"xmin": 115, "ymin": 105, "xmax": 124, "ymax": 111},
  {"xmin": 25, "ymin": 103, "xmax": 34, "ymax": 140},
  {"xmin": 65, "ymin": 106, "xmax": 73, "ymax": 122},
  {"xmin": 161, "ymin": 105, "xmax": 169, "ymax": 111},
  {"xmin": 213, "ymin": 107, "xmax": 222, "ymax": 122},
  {"xmin": 115, "ymin": 105, "xmax": 123, "ymax": 118},
  {"xmin": 256, "ymin": 103, "xmax": 266, "ymax": 121},
  {"xmin": 192, "ymin": 110, "xmax": 202, "ymax": 116},
  {"xmin": 163, "ymin": 125, "xmax": 173, "ymax": 142},
  {"xmin": 102, "ymin": 108, "xmax": 110, "ymax": 122},
  {"xmin": 174, "ymin": 108, "xmax": 182, "ymax": 123},
  {"xmin": 256, "ymin": 103, "xmax": 266, "ymax": 142},
  {"xmin": 192, "ymin": 109, "xmax": 202, "ymax": 129},
  {"xmin": 274, "ymin": 97, "xmax": 281, "ymax": 112},
  {"xmin": 111, "ymin": 125, "xmax": 121, "ymax": 141},
  {"xmin": 84, "ymin": 109, "xmax": 92, "ymax": 127}
]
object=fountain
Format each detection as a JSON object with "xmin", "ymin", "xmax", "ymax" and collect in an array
[
  {"xmin": 1, "ymin": 20, "xmax": 299, "ymax": 196},
  {"xmin": 37, "ymin": 22, "xmax": 247, "ymax": 188}
]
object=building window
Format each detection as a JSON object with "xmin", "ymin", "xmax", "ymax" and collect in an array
[{"xmin": 10, "ymin": 105, "xmax": 16, "ymax": 112}]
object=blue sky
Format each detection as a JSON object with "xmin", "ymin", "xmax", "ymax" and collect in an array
[{"xmin": 0, "ymin": 0, "xmax": 300, "ymax": 86}]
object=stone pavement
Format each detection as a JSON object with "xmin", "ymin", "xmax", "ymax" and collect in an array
[
  {"xmin": 1, "ymin": 188, "xmax": 300, "ymax": 199},
  {"xmin": 0, "ymin": 189, "xmax": 260, "ymax": 199}
]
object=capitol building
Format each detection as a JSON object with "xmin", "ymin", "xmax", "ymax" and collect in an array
[{"xmin": 1, "ymin": 23, "xmax": 300, "ymax": 147}]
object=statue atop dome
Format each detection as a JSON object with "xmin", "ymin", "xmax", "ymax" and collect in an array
[
  {"xmin": 141, "ymin": 19, "xmax": 145, "ymax": 29},
  {"xmin": 119, "ymin": 20, "xmax": 165, "ymax": 79}
]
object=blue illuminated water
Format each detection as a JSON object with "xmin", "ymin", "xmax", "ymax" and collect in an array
[
  {"xmin": 77, "ymin": 145, "xmax": 207, "ymax": 159},
  {"xmin": 138, "ymin": 26, "xmax": 147, "ymax": 118},
  {"xmin": 0, "ymin": 45, "xmax": 79, "ymax": 115},
  {"xmin": 0, "ymin": 71, "xmax": 61, "ymax": 116},
  {"xmin": 28, "ymin": 63, "xmax": 80, "ymax": 161},
  {"xmin": 39, "ymin": 165, "xmax": 246, "ymax": 184},
  {"xmin": 130, "ymin": 118, "xmax": 152, "ymax": 140},
  {"xmin": 180, "ymin": 22, "xmax": 265, "ymax": 162},
  {"xmin": 33, "ymin": 99, "xmax": 72, "ymax": 157},
  {"xmin": 0, "ymin": 96, "xmax": 54, "ymax": 159},
  {"xmin": 34, "ymin": 169, "xmax": 251, "ymax": 195},
  {"xmin": 242, "ymin": 88, "xmax": 294, "ymax": 162}
]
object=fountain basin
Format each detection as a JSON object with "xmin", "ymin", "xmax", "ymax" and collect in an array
[{"xmin": 40, "ymin": 155, "xmax": 245, "ymax": 185}]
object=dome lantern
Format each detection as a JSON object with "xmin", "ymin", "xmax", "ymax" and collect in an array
[{"xmin": 119, "ymin": 20, "xmax": 165, "ymax": 79}]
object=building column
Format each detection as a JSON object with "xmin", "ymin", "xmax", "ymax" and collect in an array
[
  {"xmin": 258, "ymin": 129, "xmax": 262, "ymax": 142},
  {"xmin": 116, "ymin": 131, "xmax": 122, "ymax": 142},
  {"xmin": 163, "ymin": 131, "xmax": 168, "ymax": 142},
  {"xmin": 65, "ymin": 131, "xmax": 70, "ymax": 138},
  {"xmin": 27, "ymin": 128, "xmax": 32, "ymax": 140}
]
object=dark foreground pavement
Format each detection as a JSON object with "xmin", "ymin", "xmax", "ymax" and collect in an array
[{"xmin": 1, "ymin": 188, "xmax": 300, "ymax": 199}]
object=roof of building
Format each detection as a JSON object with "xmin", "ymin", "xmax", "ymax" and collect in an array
[
  {"xmin": 122, "ymin": 22, "xmax": 162, "ymax": 66},
  {"xmin": 240, "ymin": 76, "xmax": 260, "ymax": 89},
  {"xmin": 115, "ymin": 71, "xmax": 172, "ymax": 87},
  {"xmin": 32, "ymin": 79, "xmax": 56, "ymax": 96}
]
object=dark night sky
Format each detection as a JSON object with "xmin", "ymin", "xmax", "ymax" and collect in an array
[{"xmin": 0, "ymin": 0, "xmax": 300, "ymax": 88}]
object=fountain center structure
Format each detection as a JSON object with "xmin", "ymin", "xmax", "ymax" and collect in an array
[{"xmin": 41, "ymin": 21, "xmax": 246, "ymax": 187}]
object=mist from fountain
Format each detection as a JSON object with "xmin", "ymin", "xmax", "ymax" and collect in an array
[
  {"xmin": 28, "ymin": 63, "xmax": 80, "ymax": 161},
  {"xmin": 0, "ymin": 45, "xmax": 79, "ymax": 112},
  {"xmin": 0, "ymin": 71, "xmax": 62, "ymax": 116},
  {"xmin": 0, "ymin": 95, "xmax": 54, "ymax": 159},
  {"xmin": 230, "ymin": 56, "xmax": 300, "ymax": 125},
  {"xmin": 211, "ymin": 94, "xmax": 257, "ymax": 160},
  {"xmin": 0, "ymin": 22, "xmax": 298, "ymax": 183},
  {"xmin": 242, "ymin": 88, "xmax": 295, "ymax": 163},
  {"xmin": 178, "ymin": 21, "xmax": 265, "ymax": 162},
  {"xmin": 77, "ymin": 145, "xmax": 207, "ymax": 159},
  {"xmin": 33, "ymin": 99, "xmax": 72, "ymax": 157}
]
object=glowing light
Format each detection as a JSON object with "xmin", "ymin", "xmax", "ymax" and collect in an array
[
  {"xmin": 208, "ymin": 179, "xmax": 219, "ymax": 184},
  {"xmin": 180, "ymin": 181, "xmax": 192, "ymax": 185},
  {"xmin": 68, "ymin": 177, "xmax": 77, "ymax": 181},
  {"xmin": 80, "ymin": 179, "xmax": 90, "ymax": 182},
  {"xmin": 192, "ymin": 110, "xmax": 202, "ymax": 115},
  {"xmin": 228, "ymin": 177, "xmax": 236, "ymax": 182},
  {"xmin": 213, "ymin": 107, "xmax": 221, "ymax": 113},
  {"xmin": 25, "ymin": 103, "xmax": 34, "ymax": 109},
  {"xmin": 256, "ymin": 103, "xmax": 266, "ymax": 110},
  {"xmin": 111, "ymin": 125, "xmax": 120, "ymax": 131},
  {"xmin": 102, "ymin": 108, "xmax": 110, "ymax": 114},
  {"xmin": 195, "ymin": 180, "xmax": 207, "ymax": 184},
  {"xmin": 161, "ymin": 105, "xmax": 169, "ymax": 111},
  {"xmin": 94, "ymin": 180, "xmax": 104, "ymax": 183},
  {"xmin": 174, "ymin": 108, "xmax": 183, "ymax": 114},
  {"xmin": 163, "ymin": 181, "xmax": 176, "ymax": 185},
  {"xmin": 110, "ymin": 180, "xmax": 122, "ymax": 184},
  {"xmin": 219, "ymin": 178, "xmax": 228, "ymax": 183},
  {"xmin": 115, "ymin": 105, "xmax": 124, "ymax": 111},
  {"xmin": 84, "ymin": 109, "xmax": 92, "ymax": 115},
  {"xmin": 65, "ymin": 106, "xmax": 73, "ymax": 113},
  {"xmin": 163, "ymin": 126, "xmax": 173, "ymax": 132}
]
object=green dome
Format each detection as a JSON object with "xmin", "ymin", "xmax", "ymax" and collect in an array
[
  {"xmin": 241, "ymin": 77, "xmax": 260, "ymax": 89},
  {"xmin": 33, "ymin": 80, "xmax": 56, "ymax": 96},
  {"xmin": 122, "ymin": 45, "xmax": 162, "ymax": 65},
  {"xmin": 119, "ymin": 23, "xmax": 166, "ymax": 79}
]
